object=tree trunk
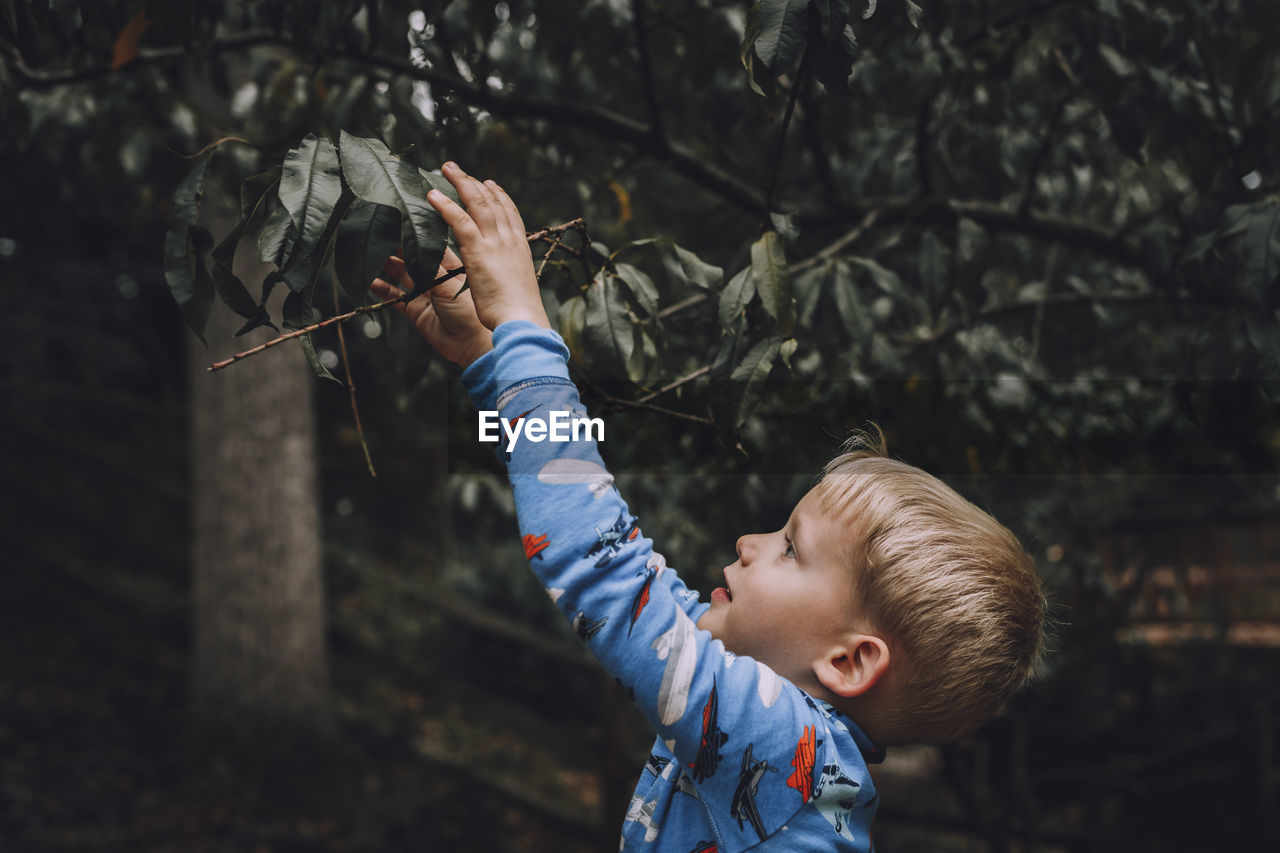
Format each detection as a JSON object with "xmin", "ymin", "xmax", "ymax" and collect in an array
[{"xmin": 186, "ymin": 186, "xmax": 334, "ymax": 790}]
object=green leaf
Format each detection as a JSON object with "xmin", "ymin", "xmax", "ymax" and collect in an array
[
  {"xmin": 829, "ymin": 259, "xmax": 871, "ymax": 341},
  {"xmin": 258, "ymin": 202, "xmax": 297, "ymax": 268},
  {"xmin": 719, "ymin": 266, "xmax": 755, "ymax": 327},
  {"xmin": 585, "ymin": 270, "xmax": 637, "ymax": 378},
  {"xmin": 752, "ymin": 229, "xmax": 794, "ymax": 336},
  {"xmin": 811, "ymin": 1, "xmax": 851, "ymax": 43},
  {"xmin": 210, "ymin": 219, "xmax": 274, "ymax": 332},
  {"xmin": 338, "ymin": 131, "xmax": 447, "ymax": 296},
  {"xmin": 556, "ymin": 295, "xmax": 587, "ymax": 365},
  {"xmin": 1233, "ymin": 199, "xmax": 1280, "ymax": 307},
  {"xmin": 299, "ymin": 333, "xmax": 342, "ymax": 384},
  {"xmin": 669, "ymin": 244, "xmax": 723, "ymax": 291},
  {"xmin": 779, "ymin": 336, "xmax": 798, "ymax": 370},
  {"xmin": 240, "ymin": 165, "xmax": 281, "ymax": 226},
  {"xmin": 752, "ymin": 0, "xmax": 809, "ymax": 72},
  {"xmin": 615, "ymin": 238, "xmax": 723, "ymax": 292},
  {"xmin": 849, "ymin": 256, "xmax": 905, "ymax": 298},
  {"xmin": 918, "ymin": 230, "xmax": 946, "ymax": 316},
  {"xmin": 419, "ymin": 167, "xmax": 462, "ymax": 206},
  {"xmin": 335, "ymin": 199, "xmax": 401, "ymax": 304},
  {"xmin": 163, "ymin": 157, "xmax": 212, "ymax": 342},
  {"xmin": 279, "ymin": 134, "xmax": 344, "ymax": 257},
  {"xmin": 729, "ymin": 335, "xmax": 783, "ymax": 427},
  {"xmin": 809, "ymin": 23, "xmax": 858, "ymax": 93},
  {"xmin": 615, "ymin": 263, "xmax": 660, "ymax": 318},
  {"xmin": 904, "ymin": 0, "xmax": 923, "ymax": 29}
]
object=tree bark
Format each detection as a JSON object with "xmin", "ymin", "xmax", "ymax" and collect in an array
[{"xmin": 186, "ymin": 185, "xmax": 334, "ymax": 783}]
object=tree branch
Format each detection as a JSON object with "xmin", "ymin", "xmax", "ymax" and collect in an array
[
  {"xmin": 208, "ymin": 220, "xmax": 585, "ymax": 372},
  {"xmin": 890, "ymin": 290, "xmax": 1229, "ymax": 349},
  {"xmin": 4, "ymin": 33, "xmax": 1150, "ymax": 267}
]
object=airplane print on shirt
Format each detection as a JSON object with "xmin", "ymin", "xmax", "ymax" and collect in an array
[
  {"xmin": 572, "ymin": 610, "xmax": 607, "ymax": 642},
  {"xmin": 787, "ymin": 724, "xmax": 821, "ymax": 802},
  {"xmin": 730, "ymin": 743, "xmax": 778, "ymax": 841},
  {"xmin": 584, "ymin": 510, "xmax": 640, "ymax": 568},
  {"xmin": 687, "ymin": 679, "xmax": 729, "ymax": 782}
]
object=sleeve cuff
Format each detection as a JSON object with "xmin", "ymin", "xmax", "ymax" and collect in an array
[{"xmin": 461, "ymin": 321, "xmax": 571, "ymax": 411}]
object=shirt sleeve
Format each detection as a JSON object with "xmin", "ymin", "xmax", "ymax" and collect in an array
[{"xmin": 462, "ymin": 322, "xmax": 876, "ymax": 852}]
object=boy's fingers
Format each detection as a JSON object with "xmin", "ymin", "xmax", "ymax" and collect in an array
[
  {"xmin": 486, "ymin": 181, "xmax": 526, "ymax": 237},
  {"xmin": 428, "ymin": 186, "xmax": 484, "ymax": 245},
  {"xmin": 441, "ymin": 162, "xmax": 502, "ymax": 235},
  {"xmin": 379, "ymin": 255, "xmax": 416, "ymax": 290}
]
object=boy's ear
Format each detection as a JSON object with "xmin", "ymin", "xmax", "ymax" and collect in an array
[{"xmin": 813, "ymin": 634, "xmax": 890, "ymax": 699}]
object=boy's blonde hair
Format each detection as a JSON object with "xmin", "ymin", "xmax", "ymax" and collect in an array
[{"xmin": 817, "ymin": 428, "xmax": 1045, "ymax": 744}]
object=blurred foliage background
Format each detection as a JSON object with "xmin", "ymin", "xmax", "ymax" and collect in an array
[{"xmin": 1, "ymin": 0, "xmax": 1278, "ymax": 850}]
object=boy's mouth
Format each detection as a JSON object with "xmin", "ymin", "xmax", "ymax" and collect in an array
[{"xmin": 711, "ymin": 572, "xmax": 733, "ymax": 603}]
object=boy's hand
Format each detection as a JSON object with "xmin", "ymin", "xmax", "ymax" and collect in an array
[
  {"xmin": 426, "ymin": 162, "xmax": 550, "ymax": 331},
  {"xmin": 370, "ymin": 247, "xmax": 494, "ymax": 368}
]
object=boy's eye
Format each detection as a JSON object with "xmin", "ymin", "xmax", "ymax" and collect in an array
[{"xmin": 783, "ymin": 535, "xmax": 796, "ymax": 559}]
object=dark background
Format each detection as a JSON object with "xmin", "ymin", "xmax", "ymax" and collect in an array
[{"xmin": 2, "ymin": 1, "xmax": 1278, "ymax": 850}]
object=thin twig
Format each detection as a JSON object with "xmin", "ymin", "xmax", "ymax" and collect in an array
[
  {"xmin": 207, "ymin": 292, "xmax": 412, "ymax": 372},
  {"xmin": 790, "ymin": 208, "xmax": 881, "ymax": 274},
  {"xmin": 334, "ymin": 275, "xmax": 376, "ymax": 477},
  {"xmin": 633, "ymin": 365, "xmax": 712, "ymax": 405},
  {"xmin": 172, "ymin": 136, "xmax": 256, "ymax": 159},
  {"xmin": 569, "ymin": 364, "xmax": 715, "ymax": 426},
  {"xmin": 656, "ymin": 293, "xmax": 709, "ymax": 321}
]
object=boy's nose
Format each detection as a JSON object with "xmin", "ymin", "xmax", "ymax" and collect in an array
[{"xmin": 736, "ymin": 534, "xmax": 758, "ymax": 564}]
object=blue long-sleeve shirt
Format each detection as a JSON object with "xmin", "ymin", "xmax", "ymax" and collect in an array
[{"xmin": 462, "ymin": 322, "xmax": 884, "ymax": 851}]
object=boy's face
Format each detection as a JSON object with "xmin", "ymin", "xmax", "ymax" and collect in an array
[{"xmin": 696, "ymin": 487, "xmax": 861, "ymax": 691}]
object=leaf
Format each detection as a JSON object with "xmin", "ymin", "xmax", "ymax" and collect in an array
[
  {"xmin": 111, "ymin": 9, "xmax": 147, "ymax": 69},
  {"xmin": 585, "ymin": 270, "xmax": 637, "ymax": 379},
  {"xmin": 163, "ymin": 158, "xmax": 212, "ymax": 342},
  {"xmin": 849, "ymin": 256, "xmax": 905, "ymax": 298},
  {"xmin": 616, "ymin": 238, "xmax": 724, "ymax": 291},
  {"xmin": 275, "ymin": 134, "xmax": 346, "ymax": 293},
  {"xmin": 729, "ymin": 336, "xmax": 783, "ymax": 427},
  {"xmin": 669, "ymin": 243, "xmax": 724, "ymax": 291},
  {"xmin": 556, "ymin": 295, "xmax": 587, "ymax": 365},
  {"xmin": 1235, "ymin": 199, "xmax": 1280, "ymax": 307},
  {"xmin": 258, "ymin": 202, "xmax": 297, "ymax": 268},
  {"xmin": 918, "ymin": 230, "xmax": 946, "ymax": 316},
  {"xmin": 300, "ymin": 333, "xmax": 342, "ymax": 384},
  {"xmin": 280, "ymin": 135, "xmax": 343, "ymax": 243},
  {"xmin": 751, "ymin": 230, "xmax": 794, "ymax": 336},
  {"xmin": 829, "ymin": 259, "xmax": 871, "ymax": 341},
  {"xmin": 210, "ymin": 219, "xmax": 273, "ymax": 330},
  {"xmin": 904, "ymin": 0, "xmax": 923, "ymax": 29},
  {"xmin": 811, "ymin": 1, "xmax": 851, "ymax": 43},
  {"xmin": 615, "ymin": 263, "xmax": 660, "ymax": 318},
  {"xmin": 752, "ymin": 0, "xmax": 809, "ymax": 73},
  {"xmin": 335, "ymin": 199, "xmax": 401, "ymax": 304},
  {"xmin": 338, "ymin": 131, "xmax": 447, "ymax": 295},
  {"xmin": 719, "ymin": 266, "xmax": 755, "ymax": 328},
  {"xmin": 863, "ymin": 0, "xmax": 878, "ymax": 19},
  {"xmin": 810, "ymin": 23, "xmax": 859, "ymax": 93},
  {"xmin": 740, "ymin": 3, "xmax": 770, "ymax": 96},
  {"xmin": 240, "ymin": 165, "xmax": 281, "ymax": 226},
  {"xmin": 419, "ymin": 167, "xmax": 462, "ymax": 206},
  {"xmin": 779, "ymin": 337, "xmax": 798, "ymax": 370}
]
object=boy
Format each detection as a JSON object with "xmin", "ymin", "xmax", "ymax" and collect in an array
[{"xmin": 371, "ymin": 162, "xmax": 1046, "ymax": 851}]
